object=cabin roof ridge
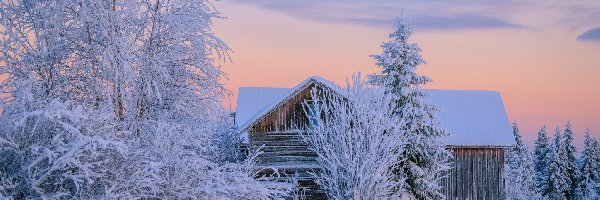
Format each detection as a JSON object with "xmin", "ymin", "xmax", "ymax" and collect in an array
[{"xmin": 236, "ymin": 76, "xmax": 336, "ymax": 135}]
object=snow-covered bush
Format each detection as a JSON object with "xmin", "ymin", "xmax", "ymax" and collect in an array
[
  {"xmin": 105, "ymin": 118, "xmax": 292, "ymax": 199},
  {"xmin": 0, "ymin": 99, "xmax": 126, "ymax": 199},
  {"xmin": 302, "ymin": 75, "xmax": 406, "ymax": 200}
]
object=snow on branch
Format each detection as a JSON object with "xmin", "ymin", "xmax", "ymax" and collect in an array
[{"xmin": 301, "ymin": 74, "xmax": 406, "ymax": 199}]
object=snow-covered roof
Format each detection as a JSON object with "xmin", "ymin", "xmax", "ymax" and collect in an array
[
  {"xmin": 426, "ymin": 90, "xmax": 514, "ymax": 146},
  {"xmin": 235, "ymin": 87, "xmax": 289, "ymax": 141},
  {"xmin": 235, "ymin": 76, "xmax": 515, "ymax": 146}
]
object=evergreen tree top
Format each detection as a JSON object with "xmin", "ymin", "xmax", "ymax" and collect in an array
[
  {"xmin": 369, "ymin": 17, "xmax": 430, "ymax": 96},
  {"xmin": 389, "ymin": 17, "xmax": 413, "ymax": 42},
  {"xmin": 535, "ymin": 125, "xmax": 549, "ymax": 148},
  {"xmin": 584, "ymin": 129, "xmax": 592, "ymax": 146},
  {"xmin": 553, "ymin": 127, "xmax": 562, "ymax": 146},
  {"xmin": 512, "ymin": 122, "xmax": 524, "ymax": 148},
  {"xmin": 562, "ymin": 121, "xmax": 577, "ymax": 153}
]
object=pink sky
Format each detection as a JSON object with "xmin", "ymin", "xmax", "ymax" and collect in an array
[{"xmin": 213, "ymin": 1, "xmax": 600, "ymax": 147}]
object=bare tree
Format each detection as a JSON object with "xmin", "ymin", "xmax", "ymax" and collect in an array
[{"xmin": 302, "ymin": 74, "xmax": 406, "ymax": 200}]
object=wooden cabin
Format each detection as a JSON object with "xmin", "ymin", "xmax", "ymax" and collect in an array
[{"xmin": 235, "ymin": 77, "xmax": 515, "ymax": 200}]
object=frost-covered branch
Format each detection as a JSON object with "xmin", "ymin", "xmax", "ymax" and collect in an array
[{"xmin": 302, "ymin": 75, "xmax": 406, "ymax": 200}]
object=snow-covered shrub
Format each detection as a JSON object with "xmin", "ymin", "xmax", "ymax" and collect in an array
[
  {"xmin": 105, "ymin": 119, "xmax": 292, "ymax": 199},
  {"xmin": 0, "ymin": 100, "xmax": 126, "ymax": 199},
  {"xmin": 302, "ymin": 75, "xmax": 406, "ymax": 200}
]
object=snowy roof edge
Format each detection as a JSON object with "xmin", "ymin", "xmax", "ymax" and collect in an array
[{"xmin": 236, "ymin": 76, "xmax": 339, "ymax": 134}]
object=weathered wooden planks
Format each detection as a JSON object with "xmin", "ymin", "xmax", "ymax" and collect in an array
[
  {"xmin": 440, "ymin": 147, "xmax": 506, "ymax": 200},
  {"xmin": 249, "ymin": 130, "xmax": 325, "ymax": 199},
  {"xmin": 249, "ymin": 83, "xmax": 317, "ymax": 133}
]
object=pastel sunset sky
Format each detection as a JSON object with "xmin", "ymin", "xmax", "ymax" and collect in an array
[{"xmin": 212, "ymin": 0, "xmax": 600, "ymax": 147}]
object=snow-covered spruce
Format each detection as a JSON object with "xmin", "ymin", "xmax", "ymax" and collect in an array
[
  {"xmin": 0, "ymin": 0, "xmax": 288, "ymax": 199},
  {"xmin": 368, "ymin": 17, "xmax": 451, "ymax": 200},
  {"xmin": 505, "ymin": 122, "xmax": 540, "ymax": 200},
  {"xmin": 534, "ymin": 125, "xmax": 551, "ymax": 193},
  {"xmin": 542, "ymin": 128, "xmax": 571, "ymax": 199},
  {"xmin": 576, "ymin": 129, "xmax": 600, "ymax": 199},
  {"xmin": 301, "ymin": 75, "xmax": 406, "ymax": 200},
  {"xmin": 561, "ymin": 122, "xmax": 579, "ymax": 200}
]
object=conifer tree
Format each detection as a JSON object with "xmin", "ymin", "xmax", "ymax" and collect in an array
[
  {"xmin": 576, "ymin": 129, "xmax": 600, "ymax": 199},
  {"xmin": 534, "ymin": 126, "xmax": 550, "ymax": 192},
  {"xmin": 562, "ymin": 121, "xmax": 578, "ymax": 199},
  {"xmin": 369, "ymin": 17, "xmax": 451, "ymax": 200},
  {"xmin": 591, "ymin": 138, "xmax": 600, "ymax": 196},
  {"xmin": 505, "ymin": 122, "xmax": 539, "ymax": 199},
  {"xmin": 544, "ymin": 128, "xmax": 570, "ymax": 199}
]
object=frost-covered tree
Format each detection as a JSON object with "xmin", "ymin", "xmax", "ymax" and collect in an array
[
  {"xmin": 302, "ymin": 75, "xmax": 406, "ymax": 200},
  {"xmin": 0, "ymin": 0, "xmax": 135, "ymax": 127},
  {"xmin": 543, "ymin": 128, "xmax": 570, "ymax": 199},
  {"xmin": 369, "ymin": 17, "xmax": 450, "ymax": 200},
  {"xmin": 0, "ymin": 0, "xmax": 288, "ymax": 199},
  {"xmin": 124, "ymin": 0, "xmax": 230, "ymax": 132},
  {"xmin": 534, "ymin": 125, "xmax": 550, "ymax": 192},
  {"xmin": 561, "ymin": 121, "xmax": 578, "ymax": 200},
  {"xmin": 576, "ymin": 129, "xmax": 600, "ymax": 199},
  {"xmin": 0, "ymin": 1, "xmax": 129, "ymax": 198},
  {"xmin": 505, "ymin": 122, "xmax": 540, "ymax": 200}
]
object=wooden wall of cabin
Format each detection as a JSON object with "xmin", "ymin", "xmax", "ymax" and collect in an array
[
  {"xmin": 249, "ymin": 83, "xmax": 320, "ymax": 134},
  {"xmin": 440, "ymin": 147, "xmax": 506, "ymax": 200}
]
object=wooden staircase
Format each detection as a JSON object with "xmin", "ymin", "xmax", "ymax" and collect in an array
[{"xmin": 249, "ymin": 131, "xmax": 328, "ymax": 199}]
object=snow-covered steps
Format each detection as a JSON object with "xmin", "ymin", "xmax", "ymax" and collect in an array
[{"xmin": 248, "ymin": 131, "xmax": 326, "ymax": 199}]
